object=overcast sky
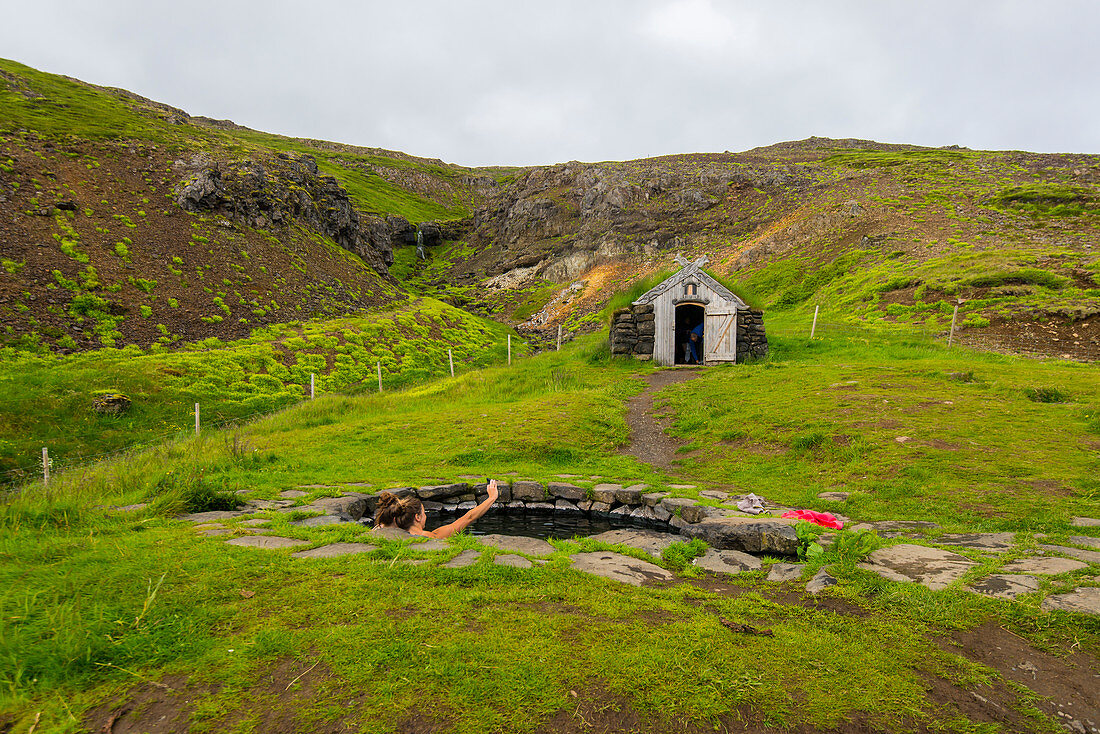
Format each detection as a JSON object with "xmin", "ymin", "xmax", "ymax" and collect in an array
[{"xmin": 3, "ymin": 0, "xmax": 1098, "ymax": 167}]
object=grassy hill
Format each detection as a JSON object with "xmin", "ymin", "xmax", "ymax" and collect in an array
[
  {"xmin": 2, "ymin": 331, "xmax": 1099, "ymax": 733},
  {"xmin": 2, "ymin": 56, "xmax": 1100, "ymax": 734},
  {"xmin": 0, "ymin": 58, "xmax": 508, "ymax": 355},
  {"xmin": 0, "ymin": 298, "xmax": 518, "ymax": 479}
]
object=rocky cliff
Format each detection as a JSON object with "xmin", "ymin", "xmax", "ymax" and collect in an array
[{"xmin": 174, "ymin": 152, "xmax": 398, "ymax": 276}]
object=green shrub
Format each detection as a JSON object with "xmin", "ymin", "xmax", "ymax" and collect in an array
[
  {"xmin": 965, "ymin": 269, "xmax": 1067, "ymax": 290},
  {"xmin": 824, "ymin": 529, "xmax": 883, "ymax": 568},
  {"xmin": 1024, "ymin": 386, "xmax": 1069, "ymax": 403},
  {"xmin": 795, "ymin": 522, "xmax": 824, "ymax": 561},
  {"xmin": 986, "ymin": 183, "xmax": 1098, "ymax": 218},
  {"xmin": 661, "ymin": 539, "xmax": 708, "ymax": 572},
  {"xmin": 790, "ymin": 431, "xmax": 827, "ymax": 451},
  {"xmin": 128, "ymin": 277, "xmax": 157, "ymax": 294}
]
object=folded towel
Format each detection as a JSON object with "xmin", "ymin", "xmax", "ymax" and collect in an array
[
  {"xmin": 736, "ymin": 493, "xmax": 766, "ymax": 515},
  {"xmin": 780, "ymin": 509, "xmax": 844, "ymax": 530}
]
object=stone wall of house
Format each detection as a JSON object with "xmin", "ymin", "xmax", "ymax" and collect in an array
[
  {"xmin": 611, "ymin": 304, "xmax": 768, "ymax": 362},
  {"xmin": 737, "ymin": 309, "xmax": 769, "ymax": 361},
  {"xmin": 609, "ymin": 304, "xmax": 654, "ymax": 357}
]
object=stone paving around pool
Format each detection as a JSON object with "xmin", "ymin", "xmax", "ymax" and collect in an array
[{"xmin": 164, "ymin": 479, "xmax": 1100, "ymax": 615}]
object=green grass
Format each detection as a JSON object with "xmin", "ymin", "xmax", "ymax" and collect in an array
[
  {"xmin": 0, "ymin": 58, "xmax": 190, "ymax": 145},
  {"xmin": 658, "ymin": 327, "xmax": 1100, "ymax": 531},
  {"xmin": 0, "ymin": 299, "xmax": 518, "ymax": 477},
  {"xmin": 822, "ymin": 148, "xmax": 980, "ymax": 169},
  {"xmin": 987, "ymin": 183, "xmax": 1098, "ymax": 219},
  {"xmin": 2, "ymin": 328, "xmax": 1099, "ymax": 732}
]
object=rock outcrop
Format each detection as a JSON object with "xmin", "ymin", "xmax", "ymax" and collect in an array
[
  {"xmin": 458, "ymin": 158, "xmax": 819, "ymax": 285},
  {"xmin": 174, "ymin": 152, "xmax": 397, "ymax": 275}
]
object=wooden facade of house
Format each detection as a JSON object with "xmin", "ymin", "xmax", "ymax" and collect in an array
[{"xmin": 610, "ymin": 256, "xmax": 768, "ymax": 366}]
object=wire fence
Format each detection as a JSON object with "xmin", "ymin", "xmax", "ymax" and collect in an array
[
  {"xmin": 0, "ymin": 400, "xmax": 308, "ymax": 490},
  {"xmin": 1, "ymin": 335, "xmax": 534, "ymax": 491},
  {"xmin": 5, "ymin": 314, "xmax": 1097, "ymax": 490},
  {"xmin": 767, "ymin": 316, "xmax": 1100, "ymax": 362}
]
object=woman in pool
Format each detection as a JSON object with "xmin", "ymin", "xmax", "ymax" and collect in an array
[{"xmin": 374, "ymin": 479, "xmax": 499, "ymax": 538}]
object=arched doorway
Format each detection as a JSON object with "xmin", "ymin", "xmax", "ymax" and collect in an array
[{"xmin": 674, "ymin": 303, "xmax": 705, "ymax": 364}]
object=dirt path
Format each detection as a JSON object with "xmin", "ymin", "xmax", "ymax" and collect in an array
[{"xmin": 619, "ymin": 368, "xmax": 702, "ymax": 474}]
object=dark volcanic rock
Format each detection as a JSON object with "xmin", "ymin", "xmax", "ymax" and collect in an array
[
  {"xmin": 175, "ymin": 154, "xmax": 394, "ymax": 274},
  {"xmin": 680, "ymin": 518, "xmax": 800, "ymax": 556}
]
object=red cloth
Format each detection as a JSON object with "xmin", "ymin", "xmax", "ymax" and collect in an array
[{"xmin": 781, "ymin": 509, "xmax": 844, "ymax": 529}]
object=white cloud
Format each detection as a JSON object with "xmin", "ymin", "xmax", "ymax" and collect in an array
[
  {"xmin": 0, "ymin": 0, "xmax": 1098, "ymax": 164},
  {"xmin": 463, "ymin": 89, "xmax": 585, "ymax": 144},
  {"xmin": 638, "ymin": 0, "xmax": 749, "ymax": 56}
]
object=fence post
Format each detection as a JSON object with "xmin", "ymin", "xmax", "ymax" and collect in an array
[
  {"xmin": 42, "ymin": 447, "xmax": 49, "ymax": 487},
  {"xmin": 508, "ymin": 335, "xmax": 512, "ymax": 365},
  {"xmin": 448, "ymin": 348, "xmax": 454, "ymax": 377},
  {"xmin": 557, "ymin": 325, "xmax": 562, "ymax": 351},
  {"xmin": 948, "ymin": 304, "xmax": 959, "ymax": 347},
  {"xmin": 377, "ymin": 361, "xmax": 383, "ymax": 392},
  {"xmin": 810, "ymin": 305, "xmax": 819, "ymax": 339},
  {"xmin": 310, "ymin": 373, "xmax": 315, "ymax": 399},
  {"xmin": 194, "ymin": 403, "xmax": 200, "ymax": 436}
]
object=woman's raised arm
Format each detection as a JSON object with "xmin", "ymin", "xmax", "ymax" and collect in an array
[{"xmin": 419, "ymin": 480, "xmax": 499, "ymax": 539}]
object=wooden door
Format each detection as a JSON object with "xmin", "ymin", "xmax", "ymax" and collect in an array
[{"xmin": 704, "ymin": 311, "xmax": 737, "ymax": 363}]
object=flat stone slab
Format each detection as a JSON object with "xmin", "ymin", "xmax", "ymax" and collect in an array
[
  {"xmin": 1069, "ymin": 536, "xmax": 1100, "ymax": 549},
  {"xmin": 969, "ymin": 574, "xmax": 1040, "ymax": 599},
  {"xmin": 847, "ymin": 521, "xmax": 940, "ymax": 535},
  {"xmin": 292, "ymin": 542, "xmax": 376, "ymax": 559},
  {"xmin": 226, "ymin": 536, "xmax": 310, "ymax": 550},
  {"xmin": 816, "ymin": 492, "xmax": 849, "ymax": 502},
  {"xmin": 1002, "ymin": 556, "xmax": 1088, "ymax": 575},
  {"xmin": 180, "ymin": 510, "xmax": 246, "ymax": 522},
  {"xmin": 1040, "ymin": 544, "xmax": 1100, "ymax": 564},
  {"xmin": 935, "ymin": 532, "xmax": 1017, "ymax": 553},
  {"xmin": 494, "ymin": 554, "xmax": 533, "ymax": 568},
  {"xmin": 860, "ymin": 544, "xmax": 978, "ymax": 590},
  {"xmin": 668, "ymin": 484, "xmax": 696, "ymax": 490},
  {"xmin": 279, "ymin": 490, "xmax": 309, "ymax": 499},
  {"xmin": 201, "ymin": 528, "xmax": 232, "ymax": 537},
  {"xmin": 242, "ymin": 499, "xmax": 292, "ymax": 510},
  {"xmin": 442, "ymin": 549, "xmax": 482, "ymax": 569},
  {"xmin": 310, "ymin": 495, "xmax": 368, "ymax": 519},
  {"xmin": 806, "ymin": 569, "xmax": 837, "ymax": 595},
  {"xmin": 408, "ymin": 539, "xmax": 450, "ymax": 552},
  {"xmin": 475, "ymin": 534, "xmax": 555, "ymax": 556},
  {"xmin": 570, "ymin": 551, "xmax": 674, "ymax": 586},
  {"xmin": 1041, "ymin": 587, "xmax": 1100, "ymax": 615},
  {"xmin": 588, "ymin": 529, "xmax": 680, "ymax": 557},
  {"xmin": 292, "ymin": 515, "xmax": 353, "ymax": 528},
  {"xmin": 767, "ymin": 563, "xmax": 805, "ymax": 582},
  {"xmin": 1071, "ymin": 517, "xmax": 1100, "ymax": 527},
  {"xmin": 693, "ymin": 549, "xmax": 762, "ymax": 575},
  {"xmin": 238, "ymin": 519, "xmax": 270, "ymax": 527},
  {"xmin": 370, "ymin": 527, "xmax": 412, "ymax": 540},
  {"xmin": 111, "ymin": 503, "xmax": 148, "ymax": 512}
]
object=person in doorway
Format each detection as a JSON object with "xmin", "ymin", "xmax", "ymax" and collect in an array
[
  {"xmin": 373, "ymin": 480, "xmax": 499, "ymax": 538},
  {"xmin": 687, "ymin": 321, "xmax": 704, "ymax": 363}
]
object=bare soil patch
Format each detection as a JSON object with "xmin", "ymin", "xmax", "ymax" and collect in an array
[
  {"xmin": 938, "ymin": 623, "xmax": 1100, "ymax": 732},
  {"xmin": 82, "ymin": 674, "xmax": 219, "ymax": 734},
  {"xmin": 619, "ymin": 369, "xmax": 702, "ymax": 473},
  {"xmin": 920, "ymin": 439, "xmax": 961, "ymax": 450},
  {"xmin": 956, "ymin": 315, "xmax": 1100, "ymax": 362}
]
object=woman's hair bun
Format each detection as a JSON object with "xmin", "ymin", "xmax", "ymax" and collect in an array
[{"xmin": 376, "ymin": 491, "xmax": 399, "ymax": 510}]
